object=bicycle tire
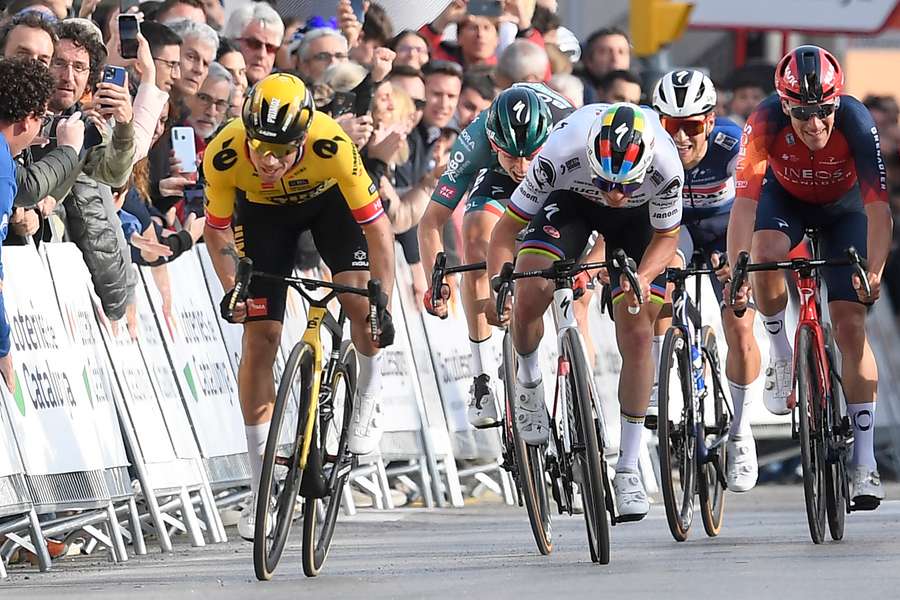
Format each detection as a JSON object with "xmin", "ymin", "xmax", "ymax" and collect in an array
[
  {"xmin": 797, "ymin": 324, "xmax": 827, "ymax": 544},
  {"xmin": 698, "ymin": 326, "xmax": 727, "ymax": 537},
  {"xmin": 822, "ymin": 325, "xmax": 846, "ymax": 541},
  {"xmin": 503, "ymin": 332, "xmax": 553, "ymax": 555},
  {"xmin": 657, "ymin": 326, "xmax": 696, "ymax": 542},
  {"xmin": 302, "ymin": 341, "xmax": 357, "ymax": 576},
  {"xmin": 563, "ymin": 330, "xmax": 610, "ymax": 564},
  {"xmin": 254, "ymin": 342, "xmax": 315, "ymax": 581}
]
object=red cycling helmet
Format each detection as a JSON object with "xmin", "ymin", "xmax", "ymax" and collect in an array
[{"xmin": 775, "ymin": 45, "xmax": 844, "ymax": 104}]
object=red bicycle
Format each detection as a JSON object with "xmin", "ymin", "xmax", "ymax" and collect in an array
[{"xmin": 730, "ymin": 229, "xmax": 871, "ymax": 544}]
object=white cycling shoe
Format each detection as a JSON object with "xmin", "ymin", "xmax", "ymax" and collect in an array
[
  {"xmin": 468, "ymin": 374, "xmax": 500, "ymax": 428},
  {"xmin": 514, "ymin": 380, "xmax": 549, "ymax": 445},
  {"xmin": 238, "ymin": 496, "xmax": 274, "ymax": 542},
  {"xmin": 612, "ymin": 470, "xmax": 649, "ymax": 522},
  {"xmin": 851, "ymin": 465, "xmax": 884, "ymax": 511},
  {"xmin": 726, "ymin": 434, "xmax": 759, "ymax": 492},
  {"xmin": 348, "ymin": 392, "xmax": 384, "ymax": 455},
  {"xmin": 763, "ymin": 357, "xmax": 793, "ymax": 415}
]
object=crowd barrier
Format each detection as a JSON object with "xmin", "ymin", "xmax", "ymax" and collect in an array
[{"xmin": 1, "ymin": 240, "xmax": 898, "ymax": 580}]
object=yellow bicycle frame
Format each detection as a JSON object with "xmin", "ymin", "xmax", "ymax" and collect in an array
[{"xmin": 298, "ymin": 305, "xmax": 328, "ymax": 470}]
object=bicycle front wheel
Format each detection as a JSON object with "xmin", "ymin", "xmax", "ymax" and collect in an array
[
  {"xmin": 302, "ymin": 341, "xmax": 357, "ymax": 577},
  {"xmin": 254, "ymin": 342, "xmax": 315, "ymax": 581},
  {"xmin": 797, "ymin": 324, "xmax": 827, "ymax": 544},
  {"xmin": 503, "ymin": 331, "xmax": 553, "ymax": 555},
  {"xmin": 563, "ymin": 330, "xmax": 610, "ymax": 564},
  {"xmin": 698, "ymin": 326, "xmax": 727, "ymax": 538},
  {"xmin": 658, "ymin": 326, "xmax": 696, "ymax": 542},
  {"xmin": 822, "ymin": 325, "xmax": 846, "ymax": 541}
]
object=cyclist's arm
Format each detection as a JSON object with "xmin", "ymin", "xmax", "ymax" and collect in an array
[
  {"xmin": 728, "ymin": 111, "xmax": 769, "ymax": 262},
  {"xmin": 362, "ymin": 215, "xmax": 395, "ymax": 308},
  {"xmin": 202, "ymin": 133, "xmax": 239, "ymax": 290},
  {"xmin": 643, "ymin": 176, "xmax": 683, "ymax": 284},
  {"xmin": 843, "ymin": 97, "xmax": 893, "ymax": 278},
  {"xmin": 418, "ymin": 200, "xmax": 453, "ymax": 281}
]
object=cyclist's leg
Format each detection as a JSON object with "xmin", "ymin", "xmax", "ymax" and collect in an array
[
  {"xmin": 461, "ymin": 172, "xmax": 516, "ymax": 425},
  {"xmin": 512, "ymin": 190, "xmax": 593, "ymax": 444},
  {"xmin": 311, "ymin": 189, "xmax": 383, "ymax": 455},
  {"xmin": 603, "ymin": 204, "xmax": 667, "ymax": 518},
  {"xmin": 232, "ymin": 199, "xmax": 299, "ymax": 538},
  {"xmin": 751, "ymin": 176, "xmax": 805, "ymax": 414},
  {"xmin": 818, "ymin": 187, "xmax": 882, "ymax": 502}
]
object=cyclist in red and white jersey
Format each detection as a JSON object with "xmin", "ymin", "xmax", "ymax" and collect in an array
[{"xmin": 728, "ymin": 46, "xmax": 891, "ymax": 508}]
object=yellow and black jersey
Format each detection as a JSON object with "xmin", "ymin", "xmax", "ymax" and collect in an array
[{"xmin": 203, "ymin": 113, "xmax": 383, "ymax": 230}]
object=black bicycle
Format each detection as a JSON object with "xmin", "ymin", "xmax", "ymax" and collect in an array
[
  {"xmin": 493, "ymin": 250, "xmax": 641, "ymax": 564},
  {"xmin": 227, "ymin": 258, "xmax": 388, "ymax": 579},
  {"xmin": 656, "ymin": 252, "xmax": 732, "ymax": 542},
  {"xmin": 430, "ymin": 253, "xmax": 552, "ymax": 555}
]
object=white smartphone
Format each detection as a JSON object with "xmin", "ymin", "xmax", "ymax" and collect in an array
[{"xmin": 171, "ymin": 126, "xmax": 198, "ymax": 173}]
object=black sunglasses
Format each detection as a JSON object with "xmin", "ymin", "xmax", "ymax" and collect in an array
[
  {"xmin": 789, "ymin": 103, "xmax": 836, "ymax": 121},
  {"xmin": 412, "ymin": 98, "xmax": 426, "ymax": 110}
]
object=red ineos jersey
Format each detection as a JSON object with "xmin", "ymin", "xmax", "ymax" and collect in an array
[{"xmin": 735, "ymin": 94, "xmax": 888, "ymax": 205}]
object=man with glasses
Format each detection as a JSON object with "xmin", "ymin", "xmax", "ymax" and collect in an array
[
  {"xmin": 728, "ymin": 45, "xmax": 891, "ymax": 509},
  {"xmin": 222, "ymin": 2, "xmax": 283, "ymax": 85},
  {"xmin": 293, "ymin": 27, "xmax": 348, "ymax": 84},
  {"xmin": 202, "ymin": 73, "xmax": 396, "ymax": 541},
  {"xmin": 651, "ymin": 69, "xmax": 760, "ymax": 492},
  {"xmin": 182, "ymin": 62, "xmax": 232, "ymax": 140},
  {"xmin": 487, "ymin": 102, "xmax": 684, "ymax": 521},
  {"xmin": 142, "ymin": 21, "xmax": 182, "ymax": 94}
]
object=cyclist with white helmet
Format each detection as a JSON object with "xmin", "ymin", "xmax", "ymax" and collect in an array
[
  {"xmin": 487, "ymin": 102, "xmax": 684, "ymax": 521},
  {"xmin": 650, "ymin": 69, "xmax": 761, "ymax": 492}
]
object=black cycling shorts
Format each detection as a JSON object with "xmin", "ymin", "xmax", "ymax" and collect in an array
[
  {"xmin": 755, "ymin": 173, "xmax": 867, "ymax": 303},
  {"xmin": 233, "ymin": 185, "xmax": 369, "ymax": 322},
  {"xmin": 518, "ymin": 190, "xmax": 667, "ymax": 305}
]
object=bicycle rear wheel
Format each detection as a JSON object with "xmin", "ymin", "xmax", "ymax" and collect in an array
[
  {"xmin": 796, "ymin": 324, "xmax": 827, "ymax": 544},
  {"xmin": 698, "ymin": 326, "xmax": 727, "ymax": 538},
  {"xmin": 657, "ymin": 327, "xmax": 696, "ymax": 542},
  {"xmin": 302, "ymin": 341, "xmax": 356, "ymax": 576},
  {"xmin": 563, "ymin": 330, "xmax": 610, "ymax": 564},
  {"xmin": 503, "ymin": 331, "xmax": 553, "ymax": 555},
  {"xmin": 822, "ymin": 325, "xmax": 846, "ymax": 541},
  {"xmin": 254, "ymin": 342, "xmax": 314, "ymax": 581}
]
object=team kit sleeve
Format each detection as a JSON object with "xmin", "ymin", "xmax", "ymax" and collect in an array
[
  {"xmin": 841, "ymin": 97, "xmax": 889, "ymax": 205},
  {"xmin": 327, "ymin": 132, "xmax": 385, "ymax": 224},
  {"xmin": 649, "ymin": 139, "xmax": 684, "ymax": 233},
  {"xmin": 202, "ymin": 129, "xmax": 239, "ymax": 230},
  {"xmin": 734, "ymin": 109, "xmax": 771, "ymax": 201},
  {"xmin": 431, "ymin": 115, "xmax": 492, "ymax": 211}
]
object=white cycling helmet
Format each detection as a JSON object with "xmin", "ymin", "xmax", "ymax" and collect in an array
[
  {"xmin": 652, "ymin": 69, "xmax": 717, "ymax": 118},
  {"xmin": 586, "ymin": 102, "xmax": 656, "ymax": 187}
]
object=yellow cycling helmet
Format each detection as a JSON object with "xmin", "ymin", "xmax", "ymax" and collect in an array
[{"xmin": 242, "ymin": 73, "xmax": 315, "ymax": 145}]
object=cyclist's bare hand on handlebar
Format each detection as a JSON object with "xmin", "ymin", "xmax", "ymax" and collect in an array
[
  {"xmin": 619, "ymin": 271, "xmax": 649, "ymax": 312},
  {"xmin": 423, "ymin": 285, "xmax": 450, "ymax": 318},
  {"xmin": 853, "ymin": 270, "xmax": 880, "ymax": 303},
  {"xmin": 728, "ymin": 279, "xmax": 751, "ymax": 313},
  {"xmin": 710, "ymin": 251, "xmax": 731, "ymax": 285}
]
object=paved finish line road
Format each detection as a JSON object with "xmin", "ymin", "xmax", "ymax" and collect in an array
[{"xmin": 5, "ymin": 485, "xmax": 900, "ymax": 599}]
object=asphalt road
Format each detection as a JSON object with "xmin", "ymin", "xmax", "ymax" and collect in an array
[{"xmin": 5, "ymin": 484, "xmax": 900, "ymax": 599}]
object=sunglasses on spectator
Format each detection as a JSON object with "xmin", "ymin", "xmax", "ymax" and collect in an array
[
  {"xmin": 310, "ymin": 51, "xmax": 348, "ymax": 62},
  {"xmin": 789, "ymin": 102, "xmax": 837, "ymax": 121},
  {"xmin": 239, "ymin": 37, "xmax": 279, "ymax": 55},
  {"xmin": 396, "ymin": 45, "xmax": 427, "ymax": 55},
  {"xmin": 660, "ymin": 116, "xmax": 707, "ymax": 137},
  {"xmin": 248, "ymin": 137, "xmax": 304, "ymax": 158},
  {"xmin": 592, "ymin": 176, "xmax": 642, "ymax": 195},
  {"xmin": 412, "ymin": 98, "xmax": 426, "ymax": 111}
]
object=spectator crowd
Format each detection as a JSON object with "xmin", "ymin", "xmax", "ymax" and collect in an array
[{"xmin": 2, "ymin": 0, "xmax": 900, "ymax": 391}]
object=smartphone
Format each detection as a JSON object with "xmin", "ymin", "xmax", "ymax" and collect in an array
[
  {"xmin": 102, "ymin": 65, "xmax": 127, "ymax": 87},
  {"xmin": 468, "ymin": 0, "xmax": 503, "ymax": 17},
  {"xmin": 83, "ymin": 122, "xmax": 103, "ymax": 150},
  {"xmin": 350, "ymin": 0, "xmax": 365, "ymax": 22},
  {"xmin": 353, "ymin": 80, "xmax": 373, "ymax": 117},
  {"xmin": 118, "ymin": 14, "xmax": 139, "ymax": 60},
  {"xmin": 329, "ymin": 91, "xmax": 356, "ymax": 117},
  {"xmin": 183, "ymin": 184, "xmax": 205, "ymax": 218},
  {"xmin": 171, "ymin": 127, "xmax": 198, "ymax": 174}
]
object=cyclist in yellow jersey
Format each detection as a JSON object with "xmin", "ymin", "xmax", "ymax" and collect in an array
[{"xmin": 203, "ymin": 74, "xmax": 396, "ymax": 542}]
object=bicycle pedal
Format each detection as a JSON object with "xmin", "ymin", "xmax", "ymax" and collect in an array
[
  {"xmin": 850, "ymin": 497, "xmax": 881, "ymax": 512},
  {"xmin": 473, "ymin": 420, "xmax": 503, "ymax": 430}
]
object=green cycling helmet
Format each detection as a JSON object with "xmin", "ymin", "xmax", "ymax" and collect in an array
[{"xmin": 485, "ymin": 86, "xmax": 553, "ymax": 157}]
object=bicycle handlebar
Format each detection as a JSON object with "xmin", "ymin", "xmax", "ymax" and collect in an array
[
  {"xmin": 429, "ymin": 252, "xmax": 486, "ymax": 319},
  {"xmin": 729, "ymin": 246, "xmax": 872, "ymax": 317},
  {"xmin": 610, "ymin": 249, "xmax": 642, "ymax": 315}
]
